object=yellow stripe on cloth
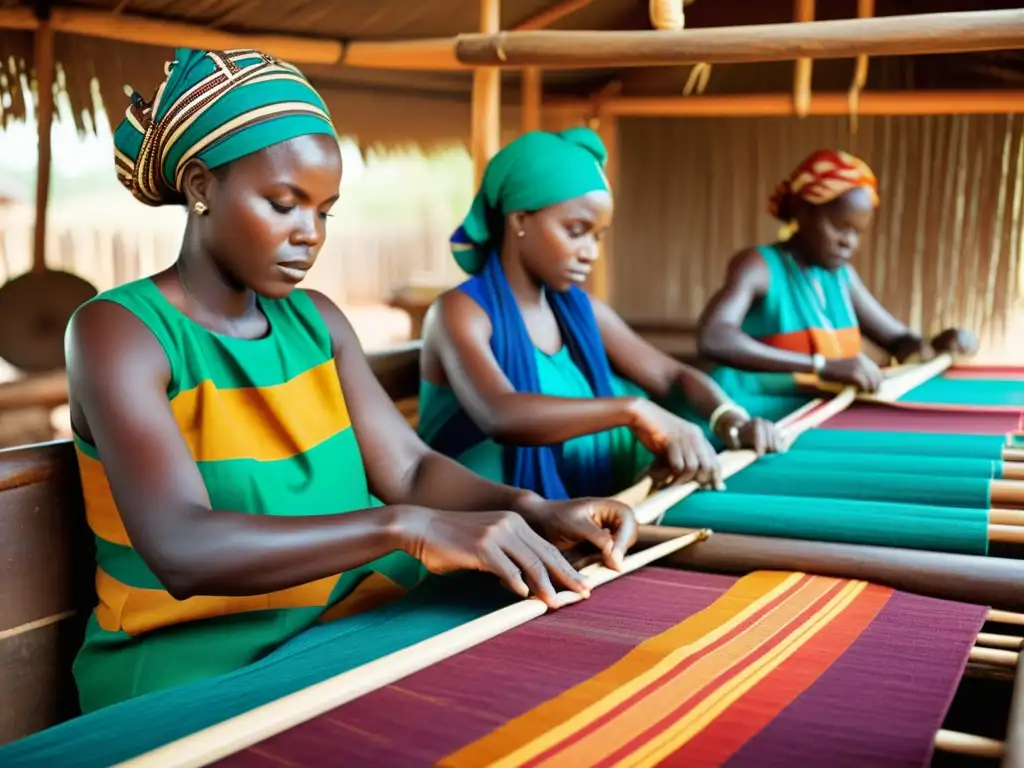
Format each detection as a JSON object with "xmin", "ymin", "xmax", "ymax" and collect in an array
[
  {"xmin": 169, "ymin": 359, "xmax": 352, "ymax": 463},
  {"xmin": 441, "ymin": 572, "xmax": 873, "ymax": 768}
]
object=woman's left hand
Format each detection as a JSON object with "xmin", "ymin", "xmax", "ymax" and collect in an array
[
  {"xmin": 930, "ymin": 327, "xmax": 980, "ymax": 357},
  {"xmin": 716, "ymin": 412, "xmax": 786, "ymax": 456},
  {"xmin": 515, "ymin": 496, "xmax": 639, "ymax": 571}
]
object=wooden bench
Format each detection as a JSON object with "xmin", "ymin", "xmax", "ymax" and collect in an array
[{"xmin": 0, "ymin": 342, "xmax": 422, "ymax": 747}]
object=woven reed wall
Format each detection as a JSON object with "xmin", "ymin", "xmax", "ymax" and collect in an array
[{"xmin": 614, "ymin": 114, "xmax": 1024, "ymax": 346}]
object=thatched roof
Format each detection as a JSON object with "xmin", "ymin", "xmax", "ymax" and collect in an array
[{"xmin": 2, "ymin": 0, "xmax": 1024, "ymax": 147}]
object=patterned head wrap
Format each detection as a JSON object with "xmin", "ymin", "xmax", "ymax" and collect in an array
[
  {"xmin": 450, "ymin": 127, "xmax": 610, "ymax": 275},
  {"xmin": 769, "ymin": 149, "xmax": 879, "ymax": 228},
  {"xmin": 114, "ymin": 48, "xmax": 336, "ymax": 207}
]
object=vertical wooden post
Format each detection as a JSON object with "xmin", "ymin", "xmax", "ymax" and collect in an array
[
  {"xmin": 521, "ymin": 67, "xmax": 542, "ymax": 133},
  {"xmin": 589, "ymin": 114, "xmax": 618, "ymax": 303},
  {"xmin": 793, "ymin": 0, "xmax": 815, "ymax": 118},
  {"xmin": 471, "ymin": 0, "xmax": 501, "ymax": 186},
  {"xmin": 32, "ymin": 20, "xmax": 54, "ymax": 274}
]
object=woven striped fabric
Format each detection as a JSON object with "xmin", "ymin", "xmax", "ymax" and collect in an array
[{"xmin": 213, "ymin": 568, "xmax": 986, "ymax": 767}]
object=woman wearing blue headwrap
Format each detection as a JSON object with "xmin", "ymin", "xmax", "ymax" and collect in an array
[
  {"xmin": 419, "ymin": 128, "xmax": 784, "ymax": 503},
  {"xmin": 56, "ymin": 50, "xmax": 637, "ymax": 714}
]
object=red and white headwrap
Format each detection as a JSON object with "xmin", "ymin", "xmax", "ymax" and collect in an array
[{"xmin": 769, "ymin": 149, "xmax": 879, "ymax": 223}]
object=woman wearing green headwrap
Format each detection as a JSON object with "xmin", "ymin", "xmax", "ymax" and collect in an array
[
  {"xmin": 62, "ymin": 49, "xmax": 637, "ymax": 713},
  {"xmin": 419, "ymin": 129, "xmax": 784, "ymax": 503}
]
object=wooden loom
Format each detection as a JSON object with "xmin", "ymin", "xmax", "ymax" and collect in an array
[{"xmin": 76, "ymin": 356, "xmax": 1019, "ymax": 767}]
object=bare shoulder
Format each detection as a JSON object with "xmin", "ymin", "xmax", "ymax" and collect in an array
[
  {"xmin": 299, "ymin": 288, "xmax": 360, "ymax": 350},
  {"xmin": 66, "ymin": 299, "xmax": 170, "ymax": 388},
  {"xmin": 427, "ymin": 287, "xmax": 493, "ymax": 344}
]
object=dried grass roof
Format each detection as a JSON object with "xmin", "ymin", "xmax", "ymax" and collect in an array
[{"xmin": 2, "ymin": 0, "xmax": 1024, "ymax": 147}]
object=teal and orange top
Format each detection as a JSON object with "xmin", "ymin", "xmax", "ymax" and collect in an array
[
  {"xmin": 71, "ymin": 278, "xmax": 425, "ymax": 713},
  {"xmin": 709, "ymin": 243, "xmax": 862, "ymax": 420}
]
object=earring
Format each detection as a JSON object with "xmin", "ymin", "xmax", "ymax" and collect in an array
[
  {"xmin": 516, "ymin": 229, "xmax": 525, "ymax": 238},
  {"xmin": 193, "ymin": 201, "xmax": 208, "ymax": 216}
]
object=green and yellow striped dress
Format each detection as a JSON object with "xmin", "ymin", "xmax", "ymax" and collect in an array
[{"xmin": 71, "ymin": 277, "xmax": 425, "ymax": 713}]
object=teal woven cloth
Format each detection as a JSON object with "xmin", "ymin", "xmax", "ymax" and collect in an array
[
  {"xmin": 747, "ymin": 449, "xmax": 1003, "ymax": 480},
  {"xmin": 726, "ymin": 465, "xmax": 992, "ymax": 509},
  {"xmin": 0, "ymin": 573, "xmax": 512, "ymax": 768},
  {"xmin": 899, "ymin": 375, "xmax": 1024, "ymax": 408},
  {"xmin": 661, "ymin": 493, "xmax": 989, "ymax": 555},
  {"xmin": 791, "ymin": 429, "xmax": 1007, "ymax": 460}
]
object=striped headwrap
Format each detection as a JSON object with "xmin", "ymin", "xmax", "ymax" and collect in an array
[
  {"xmin": 769, "ymin": 149, "xmax": 880, "ymax": 225},
  {"xmin": 114, "ymin": 48, "xmax": 336, "ymax": 207}
]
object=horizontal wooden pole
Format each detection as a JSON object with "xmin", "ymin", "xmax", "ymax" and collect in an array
[
  {"xmin": 546, "ymin": 91, "xmax": 1024, "ymax": 118},
  {"xmin": 0, "ymin": 8, "xmax": 464, "ymax": 69},
  {"xmin": 455, "ymin": 10, "xmax": 1024, "ymax": 69}
]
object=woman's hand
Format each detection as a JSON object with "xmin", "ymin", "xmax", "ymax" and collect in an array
[
  {"xmin": 398, "ymin": 506, "xmax": 594, "ymax": 609},
  {"xmin": 714, "ymin": 411, "xmax": 786, "ymax": 456},
  {"xmin": 628, "ymin": 400, "xmax": 723, "ymax": 490},
  {"xmin": 516, "ymin": 496, "xmax": 639, "ymax": 572},
  {"xmin": 930, "ymin": 328, "xmax": 980, "ymax": 357},
  {"xmin": 820, "ymin": 354, "xmax": 885, "ymax": 392}
]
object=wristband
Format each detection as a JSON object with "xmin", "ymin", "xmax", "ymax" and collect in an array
[{"xmin": 709, "ymin": 402, "xmax": 750, "ymax": 435}]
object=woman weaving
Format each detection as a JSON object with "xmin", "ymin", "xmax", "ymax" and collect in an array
[
  {"xmin": 64, "ymin": 48, "xmax": 638, "ymax": 714},
  {"xmin": 697, "ymin": 149, "xmax": 980, "ymax": 422},
  {"xmin": 418, "ymin": 128, "xmax": 783, "ymax": 505}
]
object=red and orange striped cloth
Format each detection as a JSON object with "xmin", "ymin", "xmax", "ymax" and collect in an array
[{"xmin": 222, "ymin": 568, "xmax": 986, "ymax": 767}]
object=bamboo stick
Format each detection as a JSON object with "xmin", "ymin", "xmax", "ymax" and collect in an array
[
  {"xmin": 32, "ymin": 20, "xmax": 54, "ymax": 274},
  {"xmin": 521, "ymin": 68, "xmax": 543, "ymax": 133},
  {"xmin": 0, "ymin": 8, "xmax": 462, "ymax": 69},
  {"xmin": 992, "ymin": 483, "xmax": 1024, "ymax": 508},
  {"xmin": 1004, "ymin": 464, "xmax": 1024, "ymax": 481},
  {"xmin": 975, "ymin": 633, "xmax": 1024, "ymax": 651},
  {"xmin": 792, "ymin": 0, "xmax": 815, "ymax": 118},
  {"xmin": 117, "ymin": 528, "xmax": 711, "ymax": 768},
  {"xmin": 455, "ymin": 10, "xmax": 1024, "ymax": 69},
  {"xmin": 471, "ymin": 0, "xmax": 501, "ymax": 187},
  {"xmin": 1002, "ymin": 646, "xmax": 1024, "ymax": 768},
  {"xmin": 935, "ymin": 730, "xmax": 1006, "ymax": 760},
  {"xmin": 1006, "ymin": 449, "xmax": 1024, "ymax": 463},
  {"xmin": 554, "ymin": 91, "xmax": 1024, "ymax": 119},
  {"xmin": 969, "ymin": 646, "xmax": 1019, "ymax": 668},
  {"xmin": 990, "ymin": 610, "xmax": 1024, "ymax": 626}
]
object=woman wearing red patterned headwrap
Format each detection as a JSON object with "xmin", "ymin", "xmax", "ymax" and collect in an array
[{"xmin": 696, "ymin": 149, "xmax": 978, "ymax": 422}]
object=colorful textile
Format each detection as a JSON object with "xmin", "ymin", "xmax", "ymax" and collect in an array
[
  {"xmin": 820, "ymin": 403, "xmax": 1022, "ymax": 436},
  {"xmin": 450, "ymin": 128, "xmax": 609, "ymax": 275},
  {"xmin": 69, "ymin": 278, "xmax": 425, "ymax": 713},
  {"xmin": 212, "ymin": 568, "xmax": 986, "ymax": 767},
  {"xmin": 768, "ymin": 148, "xmax": 879, "ymax": 223},
  {"xmin": 0, "ymin": 572, "xmax": 512, "ymax": 768},
  {"xmin": 114, "ymin": 48, "xmax": 335, "ymax": 207},
  {"xmin": 709, "ymin": 244, "xmax": 861, "ymax": 421},
  {"xmin": 656, "ymin": 401, "xmax": 1018, "ymax": 556}
]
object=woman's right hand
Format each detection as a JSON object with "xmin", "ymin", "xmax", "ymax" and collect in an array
[
  {"xmin": 398, "ymin": 507, "xmax": 592, "ymax": 609},
  {"xmin": 627, "ymin": 400, "xmax": 724, "ymax": 490},
  {"xmin": 820, "ymin": 354, "xmax": 884, "ymax": 392}
]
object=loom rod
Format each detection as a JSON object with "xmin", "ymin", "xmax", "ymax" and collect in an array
[
  {"xmin": 642, "ymin": 526, "xmax": 1024, "ymax": 611},
  {"xmin": 1001, "ymin": 640, "xmax": 1024, "ymax": 768},
  {"xmin": 115, "ymin": 528, "xmax": 711, "ymax": 768}
]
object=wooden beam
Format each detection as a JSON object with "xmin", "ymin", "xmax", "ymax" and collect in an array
[
  {"xmin": 471, "ymin": 0, "xmax": 501, "ymax": 187},
  {"xmin": 0, "ymin": 8, "xmax": 463, "ymax": 70},
  {"xmin": 32, "ymin": 21, "xmax": 54, "ymax": 274},
  {"xmin": 793, "ymin": 0, "xmax": 814, "ymax": 118},
  {"xmin": 455, "ymin": 10, "xmax": 1024, "ymax": 69},
  {"xmin": 590, "ymin": 115, "xmax": 617, "ymax": 302},
  {"xmin": 554, "ymin": 91, "xmax": 1024, "ymax": 117},
  {"xmin": 514, "ymin": 0, "xmax": 593, "ymax": 31},
  {"xmin": 521, "ymin": 67, "xmax": 543, "ymax": 133}
]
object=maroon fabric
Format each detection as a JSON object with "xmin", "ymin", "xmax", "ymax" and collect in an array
[
  {"xmin": 216, "ymin": 569, "xmax": 984, "ymax": 768},
  {"xmin": 722, "ymin": 591, "xmax": 988, "ymax": 768},
  {"xmin": 819, "ymin": 403, "xmax": 1021, "ymax": 435},
  {"xmin": 217, "ymin": 569, "xmax": 733, "ymax": 767}
]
